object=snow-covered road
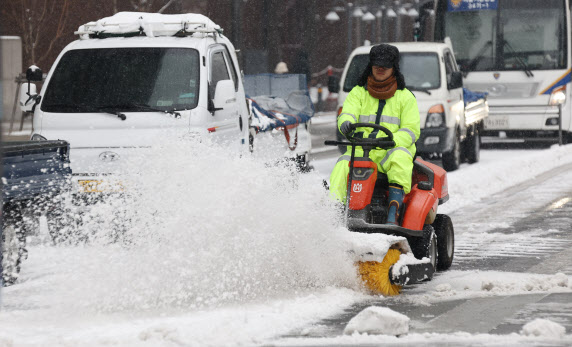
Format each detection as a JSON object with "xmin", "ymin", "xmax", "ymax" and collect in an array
[{"xmin": 1, "ymin": 139, "xmax": 572, "ymax": 346}]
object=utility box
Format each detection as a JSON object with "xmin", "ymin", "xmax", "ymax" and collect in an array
[{"xmin": 0, "ymin": 36, "xmax": 23, "ymax": 132}]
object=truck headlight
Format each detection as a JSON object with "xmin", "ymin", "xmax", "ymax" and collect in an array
[
  {"xmin": 31, "ymin": 133, "xmax": 47, "ymax": 141},
  {"xmin": 425, "ymin": 104, "xmax": 445, "ymax": 128},
  {"xmin": 549, "ymin": 86, "xmax": 566, "ymax": 106}
]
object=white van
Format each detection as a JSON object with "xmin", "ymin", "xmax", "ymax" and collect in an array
[
  {"xmin": 331, "ymin": 41, "xmax": 488, "ymax": 171},
  {"xmin": 20, "ymin": 12, "xmax": 312, "ymax": 193}
]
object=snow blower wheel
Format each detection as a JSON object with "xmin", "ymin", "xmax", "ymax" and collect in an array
[
  {"xmin": 433, "ymin": 214, "xmax": 454, "ymax": 270},
  {"xmin": 357, "ymin": 248, "xmax": 402, "ymax": 296}
]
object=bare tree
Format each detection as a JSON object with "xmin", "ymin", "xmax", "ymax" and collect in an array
[
  {"xmin": 6, "ymin": 0, "xmax": 70, "ymax": 68},
  {"xmin": 128, "ymin": 0, "xmax": 177, "ymax": 13}
]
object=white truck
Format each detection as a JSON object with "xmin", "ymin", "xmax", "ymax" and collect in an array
[
  {"xmin": 330, "ymin": 41, "xmax": 489, "ymax": 171},
  {"xmin": 20, "ymin": 12, "xmax": 312, "ymax": 196}
]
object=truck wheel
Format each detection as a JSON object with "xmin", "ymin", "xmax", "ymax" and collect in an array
[
  {"xmin": 409, "ymin": 224, "xmax": 437, "ymax": 277},
  {"xmin": 442, "ymin": 131, "xmax": 461, "ymax": 171},
  {"xmin": 464, "ymin": 125, "xmax": 480, "ymax": 164},
  {"xmin": 433, "ymin": 214, "xmax": 454, "ymax": 271},
  {"xmin": 1, "ymin": 205, "xmax": 28, "ymax": 286}
]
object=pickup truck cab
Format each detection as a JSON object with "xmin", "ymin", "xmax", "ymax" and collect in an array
[
  {"xmin": 20, "ymin": 13, "xmax": 257, "ymax": 194},
  {"xmin": 331, "ymin": 41, "xmax": 489, "ymax": 171}
]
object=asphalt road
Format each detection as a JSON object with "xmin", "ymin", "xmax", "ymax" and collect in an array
[{"xmin": 291, "ymin": 116, "xmax": 572, "ymax": 345}]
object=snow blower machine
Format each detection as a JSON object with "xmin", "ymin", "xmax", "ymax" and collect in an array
[{"xmin": 325, "ymin": 123, "xmax": 455, "ymax": 296}]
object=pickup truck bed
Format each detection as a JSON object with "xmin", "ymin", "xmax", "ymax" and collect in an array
[
  {"xmin": 3, "ymin": 141, "xmax": 72, "ymax": 201},
  {"xmin": 2, "ymin": 140, "xmax": 72, "ymax": 286}
]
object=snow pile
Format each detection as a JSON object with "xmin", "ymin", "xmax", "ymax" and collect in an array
[
  {"xmin": 520, "ymin": 318, "xmax": 566, "ymax": 338},
  {"xmin": 343, "ymin": 306, "xmax": 410, "ymax": 336}
]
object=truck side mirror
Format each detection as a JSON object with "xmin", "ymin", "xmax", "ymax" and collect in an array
[
  {"xmin": 19, "ymin": 83, "xmax": 39, "ymax": 113},
  {"xmin": 26, "ymin": 65, "xmax": 43, "ymax": 82},
  {"xmin": 19, "ymin": 65, "xmax": 44, "ymax": 113},
  {"xmin": 328, "ymin": 75, "xmax": 340, "ymax": 94},
  {"xmin": 448, "ymin": 71, "xmax": 463, "ymax": 90},
  {"xmin": 212, "ymin": 79, "xmax": 235, "ymax": 110}
]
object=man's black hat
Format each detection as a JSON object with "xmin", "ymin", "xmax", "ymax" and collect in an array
[{"xmin": 369, "ymin": 44, "xmax": 399, "ymax": 68}]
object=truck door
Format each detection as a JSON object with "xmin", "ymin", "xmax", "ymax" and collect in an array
[
  {"xmin": 444, "ymin": 49, "xmax": 465, "ymax": 134},
  {"xmin": 208, "ymin": 45, "xmax": 240, "ymax": 140}
]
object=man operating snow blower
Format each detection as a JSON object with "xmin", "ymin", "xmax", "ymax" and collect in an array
[{"xmin": 330, "ymin": 44, "xmax": 420, "ymax": 225}]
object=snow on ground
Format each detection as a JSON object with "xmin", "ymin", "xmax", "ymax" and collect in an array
[
  {"xmin": 2, "ymin": 141, "xmax": 572, "ymax": 346},
  {"xmin": 274, "ymin": 329, "xmax": 572, "ymax": 346},
  {"xmin": 393, "ymin": 270, "xmax": 572, "ymax": 306},
  {"xmin": 440, "ymin": 145, "xmax": 572, "ymax": 214}
]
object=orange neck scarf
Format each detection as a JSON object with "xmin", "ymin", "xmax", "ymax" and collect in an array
[{"xmin": 367, "ymin": 75, "xmax": 397, "ymax": 100}]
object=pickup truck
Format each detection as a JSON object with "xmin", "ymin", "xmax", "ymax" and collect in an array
[
  {"xmin": 19, "ymin": 12, "xmax": 312, "ymax": 196},
  {"xmin": 1, "ymin": 140, "xmax": 72, "ymax": 286},
  {"xmin": 330, "ymin": 40, "xmax": 489, "ymax": 171}
]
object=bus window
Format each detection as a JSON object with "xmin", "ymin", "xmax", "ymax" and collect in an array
[{"xmin": 436, "ymin": 0, "xmax": 567, "ymax": 72}]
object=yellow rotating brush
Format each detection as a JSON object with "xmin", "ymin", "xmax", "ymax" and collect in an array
[{"xmin": 357, "ymin": 249, "xmax": 402, "ymax": 296}]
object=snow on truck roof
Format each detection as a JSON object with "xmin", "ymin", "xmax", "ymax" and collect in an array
[{"xmin": 75, "ymin": 12, "xmax": 223, "ymax": 39}]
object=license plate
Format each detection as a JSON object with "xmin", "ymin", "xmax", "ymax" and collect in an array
[
  {"xmin": 484, "ymin": 116, "xmax": 509, "ymax": 129},
  {"xmin": 78, "ymin": 180, "xmax": 123, "ymax": 193}
]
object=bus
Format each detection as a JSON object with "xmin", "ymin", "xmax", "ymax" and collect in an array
[{"xmin": 433, "ymin": 0, "xmax": 571, "ymax": 143}]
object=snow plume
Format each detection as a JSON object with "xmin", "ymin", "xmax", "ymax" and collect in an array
[{"xmin": 48, "ymin": 136, "xmax": 358, "ymax": 312}]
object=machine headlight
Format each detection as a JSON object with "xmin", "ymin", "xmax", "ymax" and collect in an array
[
  {"xmin": 425, "ymin": 104, "xmax": 445, "ymax": 128},
  {"xmin": 352, "ymin": 167, "xmax": 374, "ymax": 180},
  {"xmin": 549, "ymin": 86, "xmax": 566, "ymax": 106}
]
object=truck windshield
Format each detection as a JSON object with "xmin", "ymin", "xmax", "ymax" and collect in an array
[
  {"xmin": 343, "ymin": 52, "xmax": 441, "ymax": 92},
  {"xmin": 42, "ymin": 48, "xmax": 200, "ymax": 113},
  {"xmin": 443, "ymin": 0, "xmax": 567, "ymax": 72}
]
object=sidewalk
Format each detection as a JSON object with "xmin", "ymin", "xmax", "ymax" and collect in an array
[{"xmin": 1, "ymin": 118, "xmax": 33, "ymax": 141}]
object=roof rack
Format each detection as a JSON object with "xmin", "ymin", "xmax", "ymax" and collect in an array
[{"xmin": 74, "ymin": 12, "xmax": 223, "ymax": 39}]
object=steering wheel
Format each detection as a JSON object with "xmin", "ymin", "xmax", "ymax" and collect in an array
[
  {"xmin": 347, "ymin": 122, "xmax": 393, "ymax": 140},
  {"xmin": 325, "ymin": 122, "xmax": 396, "ymax": 149}
]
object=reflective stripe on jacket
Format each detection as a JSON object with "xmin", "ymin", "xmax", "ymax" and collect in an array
[{"xmin": 337, "ymin": 86, "xmax": 420, "ymax": 150}]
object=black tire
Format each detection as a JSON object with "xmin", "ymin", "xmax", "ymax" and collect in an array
[
  {"xmin": 433, "ymin": 214, "xmax": 455, "ymax": 271},
  {"xmin": 409, "ymin": 224, "xmax": 437, "ymax": 277},
  {"xmin": 442, "ymin": 130, "xmax": 461, "ymax": 171},
  {"xmin": 1, "ymin": 204, "xmax": 28, "ymax": 286},
  {"xmin": 464, "ymin": 125, "xmax": 480, "ymax": 164}
]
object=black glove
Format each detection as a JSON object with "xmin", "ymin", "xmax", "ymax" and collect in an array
[{"xmin": 340, "ymin": 121, "xmax": 353, "ymax": 137}]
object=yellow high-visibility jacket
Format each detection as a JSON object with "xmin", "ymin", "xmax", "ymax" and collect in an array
[
  {"xmin": 338, "ymin": 85, "xmax": 420, "ymax": 155},
  {"xmin": 330, "ymin": 85, "xmax": 420, "ymax": 201}
]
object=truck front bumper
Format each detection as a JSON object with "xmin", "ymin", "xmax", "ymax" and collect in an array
[{"xmin": 416, "ymin": 127, "xmax": 456, "ymax": 155}]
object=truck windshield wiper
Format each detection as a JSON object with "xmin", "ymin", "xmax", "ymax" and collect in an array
[
  {"xmin": 503, "ymin": 40, "xmax": 534, "ymax": 77},
  {"xmin": 463, "ymin": 40, "xmax": 492, "ymax": 77},
  {"xmin": 124, "ymin": 103, "xmax": 182, "ymax": 118},
  {"xmin": 408, "ymin": 87, "xmax": 432, "ymax": 95},
  {"xmin": 42, "ymin": 103, "xmax": 127, "ymax": 120},
  {"xmin": 92, "ymin": 105, "xmax": 128, "ymax": 121}
]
